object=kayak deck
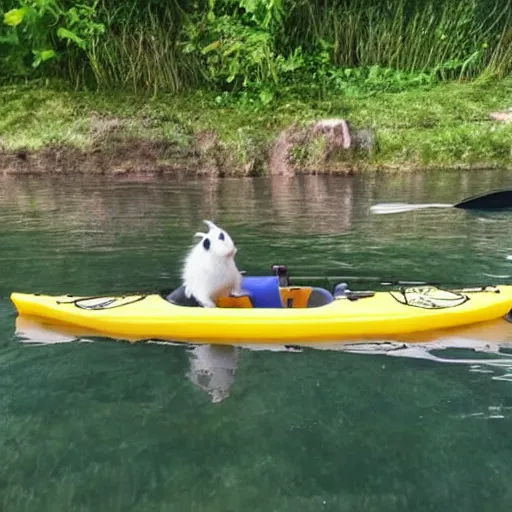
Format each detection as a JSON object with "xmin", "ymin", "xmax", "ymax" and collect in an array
[{"xmin": 10, "ymin": 280, "xmax": 512, "ymax": 345}]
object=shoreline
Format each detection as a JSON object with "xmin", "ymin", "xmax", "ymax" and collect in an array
[
  {"xmin": 1, "ymin": 79, "xmax": 511, "ymax": 177},
  {"xmin": 1, "ymin": 143, "xmax": 508, "ymax": 178}
]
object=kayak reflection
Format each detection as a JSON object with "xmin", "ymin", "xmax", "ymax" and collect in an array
[
  {"xmin": 13, "ymin": 314, "xmax": 512, "ymax": 401},
  {"xmin": 13, "ymin": 315, "xmax": 240, "ymax": 403}
]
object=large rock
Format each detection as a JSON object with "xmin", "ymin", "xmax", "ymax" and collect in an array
[{"xmin": 268, "ymin": 118, "xmax": 377, "ymax": 175}]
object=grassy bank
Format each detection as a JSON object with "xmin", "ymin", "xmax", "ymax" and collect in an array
[{"xmin": 1, "ymin": 76, "xmax": 511, "ymax": 176}]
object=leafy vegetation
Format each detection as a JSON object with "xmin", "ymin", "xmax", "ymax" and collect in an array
[{"xmin": 1, "ymin": 0, "xmax": 511, "ymax": 104}]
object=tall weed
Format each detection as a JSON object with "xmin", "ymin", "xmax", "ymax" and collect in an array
[{"xmin": 1, "ymin": 0, "xmax": 511, "ymax": 98}]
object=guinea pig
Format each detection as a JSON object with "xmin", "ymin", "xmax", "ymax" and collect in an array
[{"xmin": 181, "ymin": 219, "xmax": 243, "ymax": 308}]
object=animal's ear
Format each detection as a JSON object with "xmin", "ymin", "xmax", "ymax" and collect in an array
[
  {"xmin": 203, "ymin": 220, "xmax": 217, "ymax": 231},
  {"xmin": 202, "ymin": 237, "xmax": 211, "ymax": 250}
]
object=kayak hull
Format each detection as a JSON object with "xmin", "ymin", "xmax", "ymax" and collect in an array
[{"xmin": 10, "ymin": 282, "xmax": 512, "ymax": 345}]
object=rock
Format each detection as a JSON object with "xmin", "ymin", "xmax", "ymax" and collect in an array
[
  {"xmin": 310, "ymin": 118, "xmax": 378, "ymax": 157},
  {"xmin": 268, "ymin": 123, "xmax": 307, "ymax": 176},
  {"xmin": 311, "ymin": 118, "xmax": 352, "ymax": 150},
  {"xmin": 268, "ymin": 118, "xmax": 378, "ymax": 175},
  {"xmin": 350, "ymin": 127, "xmax": 378, "ymax": 156},
  {"xmin": 489, "ymin": 109, "xmax": 512, "ymax": 123}
]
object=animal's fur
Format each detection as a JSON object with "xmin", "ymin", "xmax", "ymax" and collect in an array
[{"xmin": 182, "ymin": 220, "xmax": 242, "ymax": 308}]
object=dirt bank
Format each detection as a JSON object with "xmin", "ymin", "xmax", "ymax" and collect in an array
[{"xmin": 0, "ymin": 116, "xmax": 379, "ymax": 177}]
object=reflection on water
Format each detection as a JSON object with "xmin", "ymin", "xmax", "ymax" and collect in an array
[
  {"xmin": 1, "ymin": 169, "xmax": 510, "ymax": 240},
  {"xmin": 14, "ymin": 316, "xmax": 239, "ymax": 403},
  {"xmin": 186, "ymin": 345, "xmax": 239, "ymax": 404},
  {"xmin": 14, "ymin": 313, "xmax": 512, "ymax": 403}
]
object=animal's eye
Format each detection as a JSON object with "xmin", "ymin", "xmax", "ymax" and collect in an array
[{"xmin": 218, "ymin": 232, "xmax": 225, "ymax": 241}]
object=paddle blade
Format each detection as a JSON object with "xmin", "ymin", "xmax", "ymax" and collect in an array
[
  {"xmin": 370, "ymin": 203, "xmax": 452, "ymax": 215},
  {"xmin": 454, "ymin": 189, "xmax": 512, "ymax": 210}
]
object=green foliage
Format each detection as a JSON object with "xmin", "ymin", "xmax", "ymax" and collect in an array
[
  {"xmin": 1, "ymin": 0, "xmax": 512, "ymax": 102},
  {"xmin": 0, "ymin": 0, "xmax": 105, "ymax": 78},
  {"xmin": 180, "ymin": 0, "xmax": 512, "ymax": 106},
  {"xmin": 180, "ymin": 0, "xmax": 286, "ymax": 104}
]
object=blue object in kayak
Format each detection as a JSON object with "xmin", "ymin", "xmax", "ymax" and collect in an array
[{"xmin": 241, "ymin": 276, "xmax": 283, "ymax": 308}]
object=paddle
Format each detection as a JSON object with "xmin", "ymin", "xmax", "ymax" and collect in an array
[{"xmin": 370, "ymin": 188, "xmax": 512, "ymax": 215}]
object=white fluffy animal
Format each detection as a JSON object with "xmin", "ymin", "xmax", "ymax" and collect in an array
[{"xmin": 182, "ymin": 220, "xmax": 243, "ymax": 308}]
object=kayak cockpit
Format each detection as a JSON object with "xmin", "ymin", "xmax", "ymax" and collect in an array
[
  {"xmin": 164, "ymin": 278, "xmax": 335, "ymax": 309},
  {"xmin": 163, "ymin": 264, "xmax": 348, "ymax": 309}
]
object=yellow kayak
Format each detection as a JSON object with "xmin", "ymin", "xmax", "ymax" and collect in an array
[{"xmin": 10, "ymin": 271, "xmax": 512, "ymax": 345}]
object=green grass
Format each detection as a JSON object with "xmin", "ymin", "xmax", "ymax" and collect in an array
[{"xmin": 1, "ymin": 76, "xmax": 511, "ymax": 173}]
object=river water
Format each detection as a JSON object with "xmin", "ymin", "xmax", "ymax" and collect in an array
[{"xmin": 1, "ymin": 170, "xmax": 512, "ymax": 511}]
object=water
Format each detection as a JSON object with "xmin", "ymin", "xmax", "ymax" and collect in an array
[{"xmin": 1, "ymin": 170, "xmax": 512, "ymax": 511}]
